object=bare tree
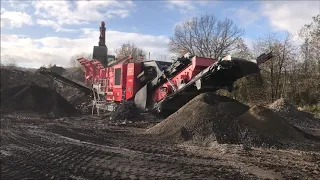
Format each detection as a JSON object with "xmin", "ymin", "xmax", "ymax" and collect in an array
[
  {"xmin": 3, "ymin": 58, "xmax": 17, "ymax": 69},
  {"xmin": 253, "ymin": 33, "xmax": 296, "ymax": 102},
  {"xmin": 230, "ymin": 38, "xmax": 254, "ymax": 60},
  {"xmin": 299, "ymin": 14, "xmax": 320, "ymax": 74},
  {"xmin": 297, "ymin": 14, "xmax": 320, "ymax": 104},
  {"xmin": 169, "ymin": 14, "xmax": 245, "ymax": 59},
  {"xmin": 219, "ymin": 15, "xmax": 319, "ymax": 107},
  {"xmin": 114, "ymin": 42, "xmax": 146, "ymax": 62}
]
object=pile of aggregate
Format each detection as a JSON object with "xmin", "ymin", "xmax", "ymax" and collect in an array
[
  {"xmin": 0, "ymin": 66, "xmax": 89, "ymax": 115},
  {"xmin": 147, "ymin": 93, "xmax": 319, "ymax": 149},
  {"xmin": 0, "ymin": 82, "xmax": 78, "ymax": 117},
  {"xmin": 147, "ymin": 93, "xmax": 249, "ymax": 143},
  {"xmin": 0, "ymin": 66, "xmax": 63, "ymax": 90},
  {"xmin": 0, "ymin": 67, "xmax": 33, "ymax": 89},
  {"xmin": 110, "ymin": 102, "xmax": 142, "ymax": 121},
  {"xmin": 67, "ymin": 91, "xmax": 92, "ymax": 114},
  {"xmin": 268, "ymin": 98, "xmax": 320, "ymax": 129}
]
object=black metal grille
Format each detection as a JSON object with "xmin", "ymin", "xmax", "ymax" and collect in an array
[{"xmin": 115, "ymin": 68, "xmax": 121, "ymax": 85}]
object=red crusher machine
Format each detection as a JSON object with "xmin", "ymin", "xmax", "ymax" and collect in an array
[{"xmin": 40, "ymin": 21, "xmax": 273, "ymax": 116}]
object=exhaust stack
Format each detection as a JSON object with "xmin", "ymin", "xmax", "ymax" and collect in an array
[
  {"xmin": 93, "ymin": 21, "xmax": 108, "ymax": 67},
  {"xmin": 99, "ymin": 21, "xmax": 106, "ymax": 47}
]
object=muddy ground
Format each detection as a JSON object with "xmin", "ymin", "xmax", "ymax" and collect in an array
[{"xmin": 1, "ymin": 113, "xmax": 319, "ymax": 180}]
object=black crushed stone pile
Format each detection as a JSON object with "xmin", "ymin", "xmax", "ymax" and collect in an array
[
  {"xmin": 268, "ymin": 98, "xmax": 320, "ymax": 129},
  {"xmin": 0, "ymin": 82, "xmax": 78, "ymax": 117},
  {"xmin": 0, "ymin": 67, "xmax": 33, "ymax": 89},
  {"xmin": 0, "ymin": 66, "xmax": 88, "ymax": 115},
  {"xmin": 110, "ymin": 102, "xmax": 142, "ymax": 121},
  {"xmin": 147, "ymin": 93, "xmax": 249, "ymax": 143},
  {"xmin": 68, "ymin": 92, "xmax": 92, "ymax": 114},
  {"xmin": 147, "ymin": 93, "xmax": 319, "ymax": 149},
  {"xmin": 237, "ymin": 105, "xmax": 319, "ymax": 148}
]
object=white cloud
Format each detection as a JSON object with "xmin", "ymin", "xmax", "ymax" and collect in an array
[
  {"xmin": 166, "ymin": 0, "xmax": 196, "ymax": 13},
  {"xmin": 165, "ymin": 0, "xmax": 222, "ymax": 16},
  {"xmin": 31, "ymin": 0, "xmax": 135, "ymax": 32},
  {"xmin": 1, "ymin": 30, "xmax": 170, "ymax": 68},
  {"xmin": 36, "ymin": 19, "xmax": 78, "ymax": 32},
  {"xmin": 37, "ymin": 19, "xmax": 59, "ymax": 29},
  {"xmin": 1, "ymin": 9, "xmax": 33, "ymax": 28},
  {"xmin": 226, "ymin": 7, "xmax": 260, "ymax": 26},
  {"xmin": 165, "ymin": 0, "xmax": 217, "ymax": 14},
  {"xmin": 8, "ymin": 0, "xmax": 30, "ymax": 11},
  {"xmin": 261, "ymin": 1, "xmax": 320, "ymax": 33},
  {"xmin": 32, "ymin": 0, "xmax": 135, "ymax": 29},
  {"xmin": 106, "ymin": 9, "xmax": 131, "ymax": 19}
]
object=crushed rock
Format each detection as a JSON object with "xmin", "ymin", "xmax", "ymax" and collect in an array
[
  {"xmin": 58, "ymin": 87, "xmax": 92, "ymax": 114},
  {"xmin": 147, "ymin": 93, "xmax": 320, "ymax": 149},
  {"xmin": 268, "ymin": 98, "xmax": 320, "ymax": 129},
  {"xmin": 147, "ymin": 93, "xmax": 249, "ymax": 143},
  {"xmin": 110, "ymin": 102, "xmax": 142, "ymax": 121},
  {"xmin": 238, "ymin": 106, "xmax": 305, "ymax": 141},
  {"xmin": 0, "ymin": 67, "xmax": 33, "ymax": 89},
  {"xmin": 0, "ymin": 82, "xmax": 78, "ymax": 117}
]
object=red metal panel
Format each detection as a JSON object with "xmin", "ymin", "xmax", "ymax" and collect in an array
[
  {"xmin": 77, "ymin": 58, "xmax": 95, "ymax": 85},
  {"xmin": 106, "ymin": 67, "xmax": 115, "ymax": 101},
  {"xmin": 110, "ymin": 64, "xmax": 128, "ymax": 102},
  {"xmin": 152, "ymin": 56, "xmax": 217, "ymax": 102},
  {"xmin": 125, "ymin": 63, "xmax": 142, "ymax": 100},
  {"xmin": 77, "ymin": 58, "xmax": 106, "ymax": 85},
  {"xmin": 191, "ymin": 56, "xmax": 216, "ymax": 68},
  {"xmin": 91, "ymin": 59, "xmax": 104, "ymax": 69},
  {"xmin": 152, "ymin": 84, "xmax": 168, "ymax": 102}
]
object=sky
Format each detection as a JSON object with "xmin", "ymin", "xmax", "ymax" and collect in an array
[{"xmin": 1, "ymin": 0, "xmax": 319, "ymax": 68}]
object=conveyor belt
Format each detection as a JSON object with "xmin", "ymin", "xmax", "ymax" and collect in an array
[
  {"xmin": 151, "ymin": 51, "xmax": 274, "ymax": 112},
  {"xmin": 39, "ymin": 68, "xmax": 92, "ymax": 94}
]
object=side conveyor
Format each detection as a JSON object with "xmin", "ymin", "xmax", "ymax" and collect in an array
[
  {"xmin": 151, "ymin": 52, "xmax": 274, "ymax": 113},
  {"xmin": 39, "ymin": 68, "xmax": 92, "ymax": 94}
]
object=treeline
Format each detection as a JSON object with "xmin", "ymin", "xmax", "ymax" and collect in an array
[{"xmin": 169, "ymin": 14, "xmax": 320, "ymax": 106}]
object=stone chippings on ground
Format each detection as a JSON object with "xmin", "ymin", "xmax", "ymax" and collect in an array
[
  {"xmin": 268, "ymin": 98, "xmax": 320, "ymax": 129},
  {"xmin": 1, "ymin": 67, "xmax": 320, "ymax": 179},
  {"xmin": 147, "ymin": 93, "xmax": 320, "ymax": 151}
]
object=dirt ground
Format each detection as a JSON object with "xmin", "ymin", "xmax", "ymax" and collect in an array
[{"xmin": 1, "ymin": 113, "xmax": 319, "ymax": 180}]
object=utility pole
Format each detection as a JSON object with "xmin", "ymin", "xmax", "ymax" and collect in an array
[{"xmin": 149, "ymin": 52, "xmax": 150, "ymax": 61}]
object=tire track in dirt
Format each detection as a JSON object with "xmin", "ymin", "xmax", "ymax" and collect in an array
[{"xmin": 1, "ymin": 118, "xmax": 256, "ymax": 179}]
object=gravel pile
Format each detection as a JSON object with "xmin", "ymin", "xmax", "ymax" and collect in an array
[
  {"xmin": 110, "ymin": 102, "xmax": 142, "ymax": 121},
  {"xmin": 237, "ymin": 105, "xmax": 318, "ymax": 148},
  {"xmin": 147, "ymin": 93, "xmax": 319, "ymax": 149},
  {"xmin": 147, "ymin": 93, "xmax": 249, "ymax": 143},
  {"xmin": 0, "ymin": 67, "xmax": 33, "ymax": 89},
  {"xmin": 69, "ymin": 95, "xmax": 92, "ymax": 114},
  {"xmin": 268, "ymin": 98, "xmax": 320, "ymax": 129},
  {"xmin": 1, "ymin": 83, "xmax": 78, "ymax": 117},
  {"xmin": 1, "ymin": 66, "xmax": 89, "ymax": 115}
]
